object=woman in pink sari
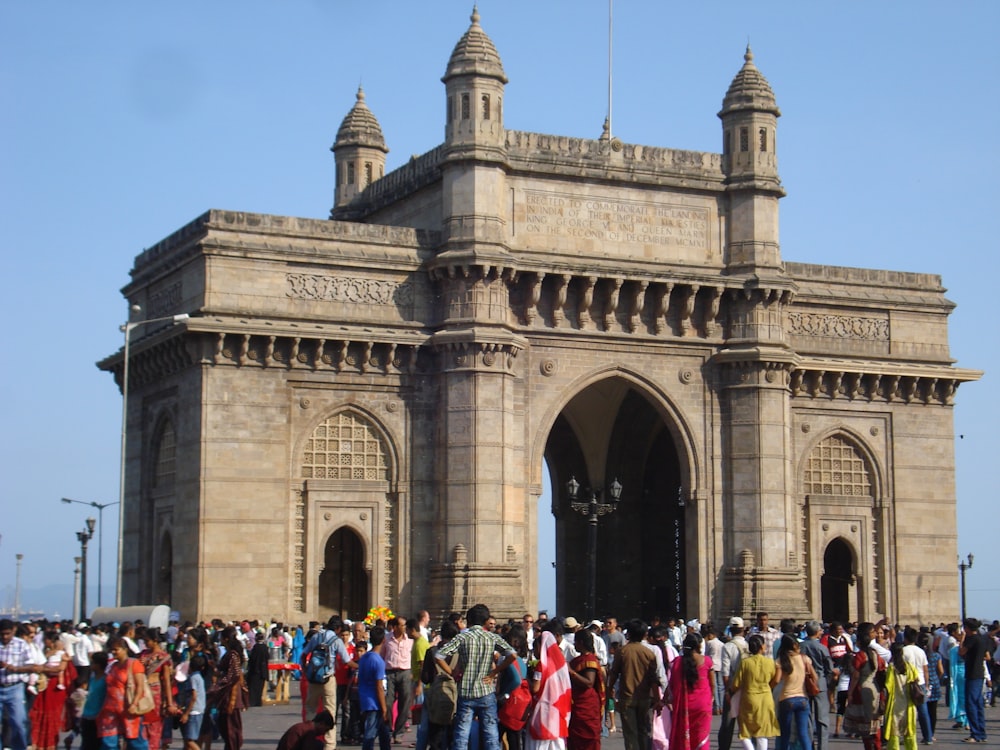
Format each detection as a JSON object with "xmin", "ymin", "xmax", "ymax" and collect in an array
[
  {"xmin": 528, "ymin": 629, "xmax": 573, "ymax": 750},
  {"xmin": 669, "ymin": 632, "xmax": 714, "ymax": 750}
]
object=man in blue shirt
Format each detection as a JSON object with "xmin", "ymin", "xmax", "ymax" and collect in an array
[{"xmin": 358, "ymin": 627, "xmax": 391, "ymax": 750}]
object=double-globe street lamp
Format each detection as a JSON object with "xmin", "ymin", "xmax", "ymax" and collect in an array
[
  {"xmin": 75, "ymin": 518, "xmax": 96, "ymax": 621},
  {"xmin": 565, "ymin": 475, "xmax": 623, "ymax": 621},
  {"xmin": 117, "ymin": 307, "xmax": 190, "ymax": 605},
  {"xmin": 958, "ymin": 552, "xmax": 974, "ymax": 622},
  {"xmin": 61, "ymin": 497, "xmax": 120, "ymax": 608}
]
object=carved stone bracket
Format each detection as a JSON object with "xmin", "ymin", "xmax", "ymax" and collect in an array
[
  {"xmin": 790, "ymin": 367, "xmax": 963, "ymax": 405},
  {"xmin": 200, "ymin": 332, "xmax": 423, "ymax": 375}
]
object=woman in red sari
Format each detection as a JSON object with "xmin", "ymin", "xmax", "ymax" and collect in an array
[
  {"xmin": 140, "ymin": 629, "xmax": 178, "ymax": 750},
  {"xmin": 568, "ymin": 629, "xmax": 604, "ymax": 750},
  {"xmin": 669, "ymin": 632, "xmax": 714, "ymax": 750},
  {"xmin": 29, "ymin": 630, "xmax": 77, "ymax": 750}
]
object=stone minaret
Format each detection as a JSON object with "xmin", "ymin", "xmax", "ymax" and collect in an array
[
  {"xmin": 715, "ymin": 47, "xmax": 806, "ymax": 618},
  {"xmin": 331, "ymin": 87, "xmax": 389, "ymax": 212},
  {"xmin": 439, "ymin": 5, "xmax": 509, "ymax": 245},
  {"xmin": 427, "ymin": 8, "xmax": 528, "ymax": 616}
]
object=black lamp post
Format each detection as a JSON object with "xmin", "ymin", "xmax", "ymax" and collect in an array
[
  {"xmin": 76, "ymin": 518, "xmax": 96, "ymax": 622},
  {"xmin": 62, "ymin": 497, "xmax": 120, "ymax": 608},
  {"xmin": 958, "ymin": 553, "xmax": 974, "ymax": 622},
  {"xmin": 565, "ymin": 475, "xmax": 623, "ymax": 620}
]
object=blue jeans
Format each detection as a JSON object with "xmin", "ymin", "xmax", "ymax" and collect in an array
[
  {"xmin": 964, "ymin": 678, "xmax": 986, "ymax": 741},
  {"xmin": 778, "ymin": 696, "xmax": 813, "ymax": 750},
  {"xmin": 0, "ymin": 683, "xmax": 29, "ymax": 750},
  {"xmin": 452, "ymin": 693, "xmax": 500, "ymax": 750},
  {"xmin": 363, "ymin": 710, "xmax": 391, "ymax": 750},
  {"xmin": 916, "ymin": 698, "xmax": 932, "ymax": 742}
]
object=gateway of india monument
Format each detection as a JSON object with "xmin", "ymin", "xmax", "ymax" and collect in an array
[{"xmin": 100, "ymin": 9, "xmax": 979, "ymax": 626}]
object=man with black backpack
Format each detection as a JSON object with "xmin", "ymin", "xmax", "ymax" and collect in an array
[{"xmin": 303, "ymin": 616, "xmax": 352, "ymax": 750}]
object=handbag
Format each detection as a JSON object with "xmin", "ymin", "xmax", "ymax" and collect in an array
[
  {"xmin": 125, "ymin": 660, "xmax": 155, "ymax": 716},
  {"xmin": 908, "ymin": 679, "xmax": 927, "ymax": 705},
  {"xmin": 803, "ymin": 659, "xmax": 821, "ymax": 698},
  {"xmin": 497, "ymin": 660, "xmax": 532, "ymax": 731}
]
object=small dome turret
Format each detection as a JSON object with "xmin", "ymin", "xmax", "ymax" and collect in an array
[
  {"xmin": 331, "ymin": 87, "xmax": 389, "ymax": 213},
  {"xmin": 334, "ymin": 87, "xmax": 389, "ymax": 153},
  {"xmin": 720, "ymin": 45, "xmax": 779, "ymax": 117},
  {"xmin": 442, "ymin": 6, "xmax": 508, "ymax": 84}
]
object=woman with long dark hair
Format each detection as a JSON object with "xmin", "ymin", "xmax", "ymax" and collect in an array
[
  {"xmin": 773, "ymin": 635, "xmax": 815, "ymax": 750},
  {"xmin": 731, "ymin": 634, "xmax": 778, "ymax": 750},
  {"xmin": 498, "ymin": 625, "xmax": 530, "ymax": 750},
  {"xmin": 842, "ymin": 622, "xmax": 887, "ymax": 750},
  {"xmin": 206, "ymin": 627, "xmax": 247, "ymax": 750},
  {"xmin": 918, "ymin": 632, "xmax": 942, "ymax": 742},
  {"xmin": 883, "ymin": 644, "xmax": 918, "ymax": 750},
  {"xmin": 668, "ymin": 632, "xmax": 713, "ymax": 750}
]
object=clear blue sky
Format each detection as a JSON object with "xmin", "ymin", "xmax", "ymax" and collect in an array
[{"xmin": 1, "ymin": 1, "xmax": 996, "ymax": 622}]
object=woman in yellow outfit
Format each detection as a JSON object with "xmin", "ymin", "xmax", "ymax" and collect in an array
[
  {"xmin": 730, "ymin": 634, "xmax": 780, "ymax": 750},
  {"xmin": 884, "ymin": 643, "xmax": 919, "ymax": 750}
]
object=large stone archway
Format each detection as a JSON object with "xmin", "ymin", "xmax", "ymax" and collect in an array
[
  {"xmin": 102, "ymin": 10, "xmax": 978, "ymax": 623},
  {"xmin": 543, "ymin": 378, "xmax": 687, "ymax": 620}
]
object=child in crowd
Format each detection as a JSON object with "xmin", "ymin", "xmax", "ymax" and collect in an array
[
  {"xmin": 345, "ymin": 641, "xmax": 368, "ymax": 744},
  {"xmin": 179, "ymin": 654, "xmax": 207, "ymax": 750},
  {"xmin": 80, "ymin": 651, "xmax": 109, "ymax": 750}
]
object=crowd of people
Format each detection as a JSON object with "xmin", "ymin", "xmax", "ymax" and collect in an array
[{"xmin": 1, "ymin": 610, "xmax": 997, "ymax": 750}]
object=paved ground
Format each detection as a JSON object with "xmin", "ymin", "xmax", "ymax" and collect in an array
[{"xmin": 239, "ymin": 696, "xmax": 999, "ymax": 750}]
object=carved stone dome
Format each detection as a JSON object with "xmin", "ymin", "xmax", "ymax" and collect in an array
[
  {"xmin": 720, "ymin": 45, "xmax": 779, "ymax": 117},
  {"xmin": 334, "ymin": 87, "xmax": 388, "ymax": 153},
  {"xmin": 442, "ymin": 6, "xmax": 508, "ymax": 84}
]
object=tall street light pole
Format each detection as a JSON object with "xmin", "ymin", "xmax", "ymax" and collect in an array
[
  {"xmin": 61, "ymin": 498, "xmax": 120, "ymax": 608},
  {"xmin": 76, "ymin": 518, "xmax": 95, "ymax": 621},
  {"xmin": 958, "ymin": 553, "xmax": 974, "ymax": 622},
  {"xmin": 117, "ymin": 307, "xmax": 190, "ymax": 606},
  {"xmin": 72, "ymin": 557, "xmax": 82, "ymax": 621},
  {"xmin": 14, "ymin": 553, "xmax": 24, "ymax": 620},
  {"xmin": 565, "ymin": 476, "xmax": 623, "ymax": 621}
]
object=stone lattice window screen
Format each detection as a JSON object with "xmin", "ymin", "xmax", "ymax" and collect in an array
[
  {"xmin": 153, "ymin": 421, "xmax": 176, "ymax": 489},
  {"xmin": 302, "ymin": 411, "xmax": 389, "ymax": 481},
  {"xmin": 803, "ymin": 435, "xmax": 872, "ymax": 496}
]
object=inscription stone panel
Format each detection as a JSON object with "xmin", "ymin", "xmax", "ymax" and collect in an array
[{"xmin": 514, "ymin": 188, "xmax": 718, "ymax": 264}]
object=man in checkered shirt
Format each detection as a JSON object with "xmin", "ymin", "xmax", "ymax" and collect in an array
[
  {"xmin": 435, "ymin": 604, "xmax": 515, "ymax": 750},
  {"xmin": 1, "ymin": 619, "xmax": 41, "ymax": 750}
]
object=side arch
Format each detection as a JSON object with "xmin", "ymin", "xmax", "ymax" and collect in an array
[
  {"xmin": 800, "ymin": 428, "xmax": 890, "ymax": 621},
  {"xmin": 293, "ymin": 405, "xmax": 401, "ymax": 620}
]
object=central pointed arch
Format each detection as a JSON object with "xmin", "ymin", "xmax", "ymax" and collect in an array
[{"xmin": 534, "ymin": 369, "xmax": 699, "ymax": 620}]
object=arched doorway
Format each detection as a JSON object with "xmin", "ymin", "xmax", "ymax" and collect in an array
[
  {"xmin": 319, "ymin": 528, "xmax": 368, "ymax": 621},
  {"xmin": 544, "ymin": 378, "xmax": 685, "ymax": 620},
  {"xmin": 821, "ymin": 538, "xmax": 853, "ymax": 624}
]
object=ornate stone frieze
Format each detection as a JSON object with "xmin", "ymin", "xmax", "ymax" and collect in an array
[
  {"xmin": 286, "ymin": 273, "xmax": 414, "ymax": 307},
  {"xmin": 787, "ymin": 312, "xmax": 889, "ymax": 341}
]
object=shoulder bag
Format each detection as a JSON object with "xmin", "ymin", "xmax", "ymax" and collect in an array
[{"xmin": 126, "ymin": 659, "xmax": 155, "ymax": 716}]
